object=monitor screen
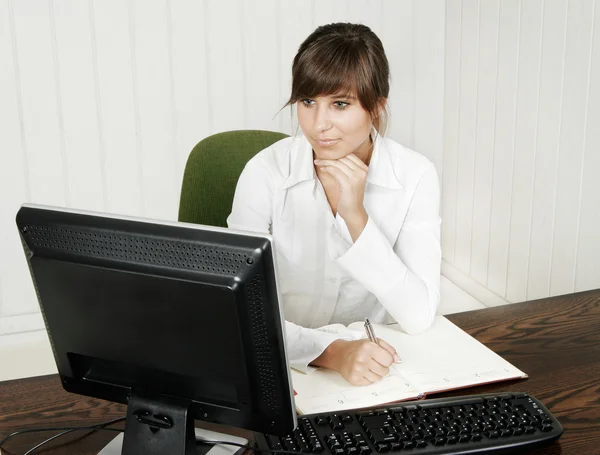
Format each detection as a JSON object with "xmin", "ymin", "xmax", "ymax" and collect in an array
[{"xmin": 16, "ymin": 204, "xmax": 296, "ymax": 454}]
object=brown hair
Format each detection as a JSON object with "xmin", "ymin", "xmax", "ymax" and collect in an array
[{"xmin": 286, "ymin": 23, "xmax": 390, "ymax": 134}]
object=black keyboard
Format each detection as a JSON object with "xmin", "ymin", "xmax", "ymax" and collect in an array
[{"xmin": 255, "ymin": 392, "xmax": 563, "ymax": 454}]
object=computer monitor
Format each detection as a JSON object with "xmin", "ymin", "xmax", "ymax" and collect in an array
[{"xmin": 16, "ymin": 203, "xmax": 296, "ymax": 455}]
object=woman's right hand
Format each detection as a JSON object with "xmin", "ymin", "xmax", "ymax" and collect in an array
[{"xmin": 312, "ymin": 338, "xmax": 400, "ymax": 386}]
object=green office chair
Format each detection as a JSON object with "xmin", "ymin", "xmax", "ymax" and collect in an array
[{"xmin": 178, "ymin": 129, "xmax": 289, "ymax": 227}]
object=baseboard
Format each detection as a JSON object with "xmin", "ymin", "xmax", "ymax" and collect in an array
[
  {"xmin": 0, "ymin": 329, "xmax": 57, "ymax": 382},
  {"xmin": 441, "ymin": 260, "xmax": 512, "ymax": 308}
]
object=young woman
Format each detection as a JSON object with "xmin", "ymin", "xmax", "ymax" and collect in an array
[{"xmin": 228, "ymin": 23, "xmax": 441, "ymax": 386}]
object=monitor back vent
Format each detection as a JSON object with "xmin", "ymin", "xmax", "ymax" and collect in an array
[
  {"xmin": 246, "ymin": 273, "xmax": 279, "ymax": 414},
  {"xmin": 24, "ymin": 224, "xmax": 247, "ymax": 276}
]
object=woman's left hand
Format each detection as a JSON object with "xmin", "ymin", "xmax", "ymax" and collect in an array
[{"xmin": 315, "ymin": 153, "xmax": 369, "ymax": 241}]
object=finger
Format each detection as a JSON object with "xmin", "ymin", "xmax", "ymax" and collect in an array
[
  {"xmin": 317, "ymin": 159, "xmax": 354, "ymax": 177},
  {"xmin": 377, "ymin": 338, "xmax": 402, "ymax": 364},
  {"xmin": 370, "ymin": 343, "xmax": 395, "ymax": 368},
  {"xmin": 366, "ymin": 357, "xmax": 389, "ymax": 378},
  {"xmin": 345, "ymin": 153, "xmax": 370, "ymax": 171},
  {"xmin": 320, "ymin": 165, "xmax": 351, "ymax": 187},
  {"xmin": 363, "ymin": 367, "xmax": 385, "ymax": 384},
  {"xmin": 339, "ymin": 157, "xmax": 368, "ymax": 177}
]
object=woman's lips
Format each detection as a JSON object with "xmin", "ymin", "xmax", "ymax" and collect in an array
[{"xmin": 315, "ymin": 138, "xmax": 340, "ymax": 147}]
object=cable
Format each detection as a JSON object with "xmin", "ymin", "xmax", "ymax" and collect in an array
[
  {"xmin": 22, "ymin": 417, "xmax": 125, "ymax": 455},
  {"xmin": 3, "ymin": 418, "xmax": 306, "ymax": 455},
  {"xmin": 0, "ymin": 417, "xmax": 125, "ymax": 454}
]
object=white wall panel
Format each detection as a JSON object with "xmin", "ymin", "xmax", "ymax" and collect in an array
[
  {"xmin": 575, "ymin": 2, "xmax": 600, "ymax": 292},
  {"xmin": 0, "ymin": 0, "xmax": 36, "ymax": 320},
  {"xmin": 526, "ymin": 0, "xmax": 568, "ymax": 300},
  {"xmin": 383, "ymin": 0, "xmax": 415, "ymax": 148},
  {"xmin": 442, "ymin": 0, "xmax": 461, "ymax": 264},
  {"xmin": 53, "ymin": 0, "xmax": 105, "ymax": 212},
  {"xmin": 454, "ymin": 0, "xmax": 479, "ymax": 274},
  {"xmin": 414, "ymin": 0, "xmax": 445, "ymax": 174},
  {"xmin": 241, "ymin": 0, "xmax": 281, "ymax": 133},
  {"xmin": 486, "ymin": 0, "xmax": 520, "ymax": 298},
  {"xmin": 92, "ymin": 0, "xmax": 143, "ymax": 217},
  {"xmin": 470, "ymin": 0, "xmax": 499, "ymax": 286},
  {"xmin": 169, "ymin": 0, "xmax": 211, "ymax": 181},
  {"xmin": 550, "ymin": 0, "xmax": 595, "ymax": 296},
  {"xmin": 505, "ymin": 0, "xmax": 543, "ymax": 303},
  {"xmin": 130, "ymin": 0, "xmax": 179, "ymax": 220}
]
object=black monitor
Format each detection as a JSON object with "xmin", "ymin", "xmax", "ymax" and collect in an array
[{"xmin": 16, "ymin": 204, "xmax": 296, "ymax": 455}]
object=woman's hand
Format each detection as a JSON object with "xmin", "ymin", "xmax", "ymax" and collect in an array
[
  {"xmin": 312, "ymin": 338, "xmax": 401, "ymax": 386},
  {"xmin": 315, "ymin": 154, "xmax": 369, "ymax": 241}
]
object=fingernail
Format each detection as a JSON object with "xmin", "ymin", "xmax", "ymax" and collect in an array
[
  {"xmin": 394, "ymin": 355, "xmax": 402, "ymax": 364},
  {"xmin": 314, "ymin": 159, "xmax": 320, "ymax": 164}
]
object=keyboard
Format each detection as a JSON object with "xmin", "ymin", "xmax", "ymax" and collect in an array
[{"xmin": 255, "ymin": 392, "xmax": 563, "ymax": 454}]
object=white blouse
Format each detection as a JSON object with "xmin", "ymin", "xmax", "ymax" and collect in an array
[{"xmin": 227, "ymin": 134, "xmax": 441, "ymax": 372}]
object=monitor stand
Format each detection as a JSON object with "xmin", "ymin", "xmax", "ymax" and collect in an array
[
  {"xmin": 98, "ymin": 428, "xmax": 248, "ymax": 455},
  {"xmin": 97, "ymin": 393, "xmax": 248, "ymax": 455}
]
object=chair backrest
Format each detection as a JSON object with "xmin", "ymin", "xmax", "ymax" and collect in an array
[{"xmin": 178, "ymin": 129, "xmax": 288, "ymax": 227}]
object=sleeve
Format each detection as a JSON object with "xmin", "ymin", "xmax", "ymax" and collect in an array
[
  {"xmin": 284, "ymin": 322, "xmax": 354, "ymax": 373},
  {"xmin": 226, "ymin": 156, "xmax": 274, "ymax": 233},
  {"xmin": 227, "ymin": 153, "xmax": 354, "ymax": 372},
  {"xmin": 331, "ymin": 164, "xmax": 442, "ymax": 334}
]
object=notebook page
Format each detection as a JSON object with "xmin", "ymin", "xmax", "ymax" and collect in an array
[
  {"xmin": 291, "ymin": 367, "xmax": 421, "ymax": 415},
  {"xmin": 348, "ymin": 316, "xmax": 527, "ymax": 395}
]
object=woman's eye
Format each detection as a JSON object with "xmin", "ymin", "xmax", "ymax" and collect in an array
[
  {"xmin": 333, "ymin": 101, "xmax": 349, "ymax": 109},
  {"xmin": 301, "ymin": 99, "xmax": 315, "ymax": 106}
]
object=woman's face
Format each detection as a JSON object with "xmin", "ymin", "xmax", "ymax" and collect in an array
[{"xmin": 297, "ymin": 93, "xmax": 374, "ymax": 161}]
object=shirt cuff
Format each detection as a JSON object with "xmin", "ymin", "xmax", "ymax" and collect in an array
[
  {"xmin": 330, "ymin": 216, "xmax": 408, "ymax": 297},
  {"xmin": 286, "ymin": 323, "xmax": 360, "ymax": 373}
]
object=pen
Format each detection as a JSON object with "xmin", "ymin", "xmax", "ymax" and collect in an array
[
  {"xmin": 364, "ymin": 318, "xmax": 402, "ymax": 365},
  {"xmin": 364, "ymin": 318, "xmax": 379, "ymax": 344}
]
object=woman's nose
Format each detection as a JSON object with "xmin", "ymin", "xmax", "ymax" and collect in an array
[{"xmin": 315, "ymin": 105, "xmax": 332, "ymax": 131}]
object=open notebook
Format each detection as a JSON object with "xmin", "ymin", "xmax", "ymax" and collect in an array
[{"xmin": 291, "ymin": 316, "xmax": 527, "ymax": 415}]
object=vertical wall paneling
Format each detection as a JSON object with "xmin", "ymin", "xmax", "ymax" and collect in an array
[
  {"xmin": 241, "ymin": 0, "xmax": 281, "ymax": 132},
  {"xmin": 169, "ymin": 0, "xmax": 211, "ymax": 181},
  {"xmin": 470, "ymin": 0, "xmax": 499, "ymax": 286},
  {"xmin": 575, "ymin": 2, "xmax": 599, "ymax": 292},
  {"xmin": 313, "ymin": 0, "xmax": 350, "ymax": 27},
  {"xmin": 204, "ymin": 0, "xmax": 245, "ymax": 133},
  {"xmin": 383, "ymin": 1, "xmax": 414, "ymax": 149},
  {"xmin": 53, "ymin": 0, "xmax": 105, "ymax": 212},
  {"xmin": 486, "ymin": 0, "xmax": 520, "ymax": 297},
  {"xmin": 277, "ymin": 1, "xmax": 315, "ymax": 135},
  {"xmin": 130, "ymin": 0, "xmax": 179, "ymax": 220},
  {"xmin": 504, "ymin": 0, "xmax": 544, "ymax": 303},
  {"xmin": 442, "ymin": 0, "xmax": 462, "ymax": 263},
  {"xmin": 414, "ymin": 0, "xmax": 445, "ymax": 175},
  {"xmin": 11, "ymin": 0, "xmax": 66, "ymax": 207},
  {"xmin": 550, "ymin": 0, "xmax": 595, "ymax": 296},
  {"xmin": 526, "ymin": 0, "xmax": 568, "ymax": 300},
  {"xmin": 0, "ymin": 0, "xmax": 36, "ymax": 320},
  {"xmin": 92, "ymin": 0, "xmax": 143, "ymax": 217},
  {"xmin": 4, "ymin": 0, "xmax": 67, "ymax": 318},
  {"xmin": 453, "ymin": 0, "xmax": 479, "ymax": 273}
]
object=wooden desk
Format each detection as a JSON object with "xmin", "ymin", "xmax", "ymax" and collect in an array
[{"xmin": 1, "ymin": 289, "xmax": 599, "ymax": 454}]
